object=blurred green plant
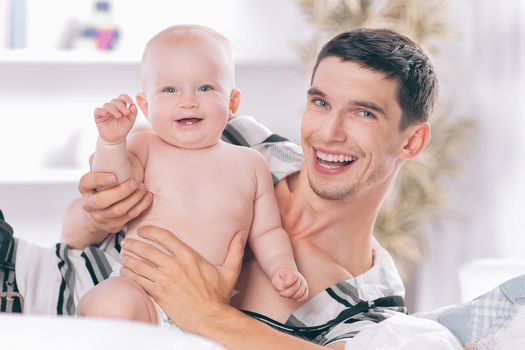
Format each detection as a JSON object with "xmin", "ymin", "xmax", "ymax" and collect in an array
[{"xmin": 298, "ymin": 0, "xmax": 476, "ymax": 280}]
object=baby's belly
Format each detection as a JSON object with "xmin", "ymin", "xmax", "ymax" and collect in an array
[{"xmin": 126, "ymin": 200, "xmax": 251, "ymax": 265}]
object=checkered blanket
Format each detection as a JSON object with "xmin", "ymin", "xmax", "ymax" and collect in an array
[{"xmin": 438, "ymin": 274, "xmax": 525, "ymax": 349}]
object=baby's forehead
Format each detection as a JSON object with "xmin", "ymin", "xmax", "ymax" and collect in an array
[
  {"xmin": 144, "ymin": 25, "xmax": 231, "ymax": 60},
  {"xmin": 141, "ymin": 25, "xmax": 236, "ymax": 86}
]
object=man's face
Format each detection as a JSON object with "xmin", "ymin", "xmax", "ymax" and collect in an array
[{"xmin": 301, "ymin": 57, "xmax": 409, "ymax": 200}]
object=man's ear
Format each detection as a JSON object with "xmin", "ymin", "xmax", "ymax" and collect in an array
[
  {"xmin": 136, "ymin": 93, "xmax": 149, "ymax": 119},
  {"xmin": 399, "ymin": 122, "xmax": 431, "ymax": 160},
  {"xmin": 229, "ymin": 89, "xmax": 241, "ymax": 116}
]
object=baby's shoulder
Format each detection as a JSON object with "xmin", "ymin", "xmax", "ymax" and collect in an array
[
  {"xmin": 128, "ymin": 129, "xmax": 167, "ymax": 148},
  {"xmin": 130, "ymin": 127, "xmax": 156, "ymax": 137},
  {"xmin": 128, "ymin": 128, "xmax": 154, "ymax": 142},
  {"xmin": 221, "ymin": 143, "xmax": 269, "ymax": 175},
  {"xmin": 223, "ymin": 142, "xmax": 265, "ymax": 162}
]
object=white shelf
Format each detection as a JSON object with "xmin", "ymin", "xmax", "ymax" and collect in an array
[
  {"xmin": 0, "ymin": 49, "xmax": 141, "ymax": 64},
  {"xmin": 0, "ymin": 49, "xmax": 302, "ymax": 67},
  {"xmin": 0, "ymin": 168, "xmax": 87, "ymax": 184}
]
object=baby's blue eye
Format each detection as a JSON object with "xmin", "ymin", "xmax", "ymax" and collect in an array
[
  {"xmin": 198, "ymin": 85, "xmax": 213, "ymax": 92},
  {"xmin": 162, "ymin": 87, "xmax": 177, "ymax": 93},
  {"xmin": 313, "ymin": 99, "xmax": 328, "ymax": 108}
]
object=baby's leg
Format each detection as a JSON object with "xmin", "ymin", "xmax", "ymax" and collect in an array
[{"xmin": 78, "ymin": 276, "xmax": 157, "ymax": 323}]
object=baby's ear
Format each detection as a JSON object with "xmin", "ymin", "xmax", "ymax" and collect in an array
[
  {"xmin": 136, "ymin": 93, "xmax": 149, "ymax": 119},
  {"xmin": 229, "ymin": 89, "xmax": 241, "ymax": 116}
]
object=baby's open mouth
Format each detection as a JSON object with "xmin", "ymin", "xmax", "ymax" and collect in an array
[{"xmin": 176, "ymin": 117, "xmax": 202, "ymax": 126}]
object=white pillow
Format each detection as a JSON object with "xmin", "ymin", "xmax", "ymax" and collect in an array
[
  {"xmin": 0, "ymin": 314, "xmax": 224, "ymax": 350},
  {"xmin": 496, "ymin": 306, "xmax": 525, "ymax": 350}
]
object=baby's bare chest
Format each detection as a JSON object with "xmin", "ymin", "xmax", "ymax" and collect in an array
[
  {"xmin": 134, "ymin": 143, "xmax": 257, "ymax": 263},
  {"xmin": 145, "ymin": 143, "xmax": 256, "ymax": 207}
]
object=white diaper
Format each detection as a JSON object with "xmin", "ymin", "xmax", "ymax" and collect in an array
[
  {"xmin": 111, "ymin": 264, "xmax": 182, "ymax": 332},
  {"xmin": 154, "ymin": 302, "xmax": 183, "ymax": 333}
]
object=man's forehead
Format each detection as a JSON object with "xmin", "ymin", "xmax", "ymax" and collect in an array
[
  {"xmin": 313, "ymin": 57, "xmax": 391, "ymax": 85},
  {"xmin": 311, "ymin": 57, "xmax": 401, "ymax": 112}
]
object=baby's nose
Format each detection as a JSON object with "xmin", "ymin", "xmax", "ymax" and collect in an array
[{"xmin": 178, "ymin": 93, "xmax": 198, "ymax": 108}]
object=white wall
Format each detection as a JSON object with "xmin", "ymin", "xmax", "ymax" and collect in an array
[{"xmin": 415, "ymin": 0, "xmax": 525, "ymax": 311}]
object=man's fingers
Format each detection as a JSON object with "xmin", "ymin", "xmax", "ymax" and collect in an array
[
  {"xmin": 137, "ymin": 226, "xmax": 207, "ymax": 268},
  {"xmin": 83, "ymin": 179, "xmax": 138, "ymax": 210},
  {"xmin": 121, "ymin": 254, "xmax": 162, "ymax": 280},
  {"xmin": 88, "ymin": 212, "xmax": 126, "ymax": 233},
  {"xmin": 85, "ymin": 190, "xmax": 152, "ymax": 233},
  {"xmin": 220, "ymin": 231, "xmax": 245, "ymax": 278},
  {"xmin": 120, "ymin": 266, "xmax": 156, "ymax": 295},
  {"xmin": 137, "ymin": 226, "xmax": 187, "ymax": 254},
  {"xmin": 121, "ymin": 237, "xmax": 172, "ymax": 268},
  {"xmin": 78, "ymin": 172, "xmax": 117, "ymax": 195},
  {"xmin": 99, "ymin": 186, "xmax": 151, "ymax": 219},
  {"xmin": 124, "ymin": 190, "xmax": 153, "ymax": 221}
]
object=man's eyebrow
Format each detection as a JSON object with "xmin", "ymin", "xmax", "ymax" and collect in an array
[
  {"xmin": 307, "ymin": 87, "xmax": 388, "ymax": 118},
  {"xmin": 352, "ymin": 100, "xmax": 387, "ymax": 117},
  {"xmin": 307, "ymin": 87, "xmax": 326, "ymax": 97}
]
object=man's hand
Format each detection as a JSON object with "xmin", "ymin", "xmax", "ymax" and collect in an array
[
  {"xmin": 79, "ymin": 171, "xmax": 153, "ymax": 234},
  {"xmin": 95, "ymin": 94, "xmax": 138, "ymax": 144},
  {"xmin": 271, "ymin": 266, "xmax": 309, "ymax": 302},
  {"xmin": 120, "ymin": 226, "xmax": 245, "ymax": 332}
]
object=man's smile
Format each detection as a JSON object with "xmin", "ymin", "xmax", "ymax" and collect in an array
[{"xmin": 313, "ymin": 148, "xmax": 357, "ymax": 174}]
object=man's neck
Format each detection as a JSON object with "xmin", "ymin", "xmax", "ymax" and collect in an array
[
  {"xmin": 276, "ymin": 170, "xmax": 389, "ymax": 278},
  {"xmin": 232, "ymin": 170, "xmax": 394, "ymax": 319}
]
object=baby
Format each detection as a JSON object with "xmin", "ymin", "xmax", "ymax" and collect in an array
[{"xmin": 78, "ymin": 25, "xmax": 308, "ymax": 326}]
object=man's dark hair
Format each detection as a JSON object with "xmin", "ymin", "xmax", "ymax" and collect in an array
[{"xmin": 312, "ymin": 28, "xmax": 438, "ymax": 130}]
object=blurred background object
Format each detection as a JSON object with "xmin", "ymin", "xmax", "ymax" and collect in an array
[
  {"xmin": 458, "ymin": 259, "xmax": 525, "ymax": 302},
  {"xmin": 68, "ymin": 0, "xmax": 120, "ymax": 50},
  {"xmin": 0, "ymin": 0, "xmax": 26, "ymax": 48},
  {"xmin": 0, "ymin": 0, "xmax": 523, "ymax": 312}
]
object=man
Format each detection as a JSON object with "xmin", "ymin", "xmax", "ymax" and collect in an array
[{"xmin": 60, "ymin": 28, "xmax": 444, "ymax": 349}]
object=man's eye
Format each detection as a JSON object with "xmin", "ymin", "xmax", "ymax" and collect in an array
[
  {"xmin": 359, "ymin": 110, "xmax": 375, "ymax": 119},
  {"xmin": 198, "ymin": 85, "xmax": 213, "ymax": 92},
  {"xmin": 162, "ymin": 87, "xmax": 177, "ymax": 93},
  {"xmin": 313, "ymin": 99, "xmax": 328, "ymax": 108}
]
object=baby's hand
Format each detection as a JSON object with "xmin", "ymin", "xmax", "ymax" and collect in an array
[
  {"xmin": 94, "ymin": 94, "xmax": 138, "ymax": 144},
  {"xmin": 271, "ymin": 266, "xmax": 309, "ymax": 302}
]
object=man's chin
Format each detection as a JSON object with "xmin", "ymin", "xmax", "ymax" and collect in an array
[{"xmin": 308, "ymin": 178, "xmax": 355, "ymax": 201}]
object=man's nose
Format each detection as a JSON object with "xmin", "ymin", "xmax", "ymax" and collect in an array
[
  {"xmin": 319, "ymin": 112, "xmax": 346, "ymax": 142},
  {"xmin": 178, "ymin": 92, "xmax": 198, "ymax": 109}
]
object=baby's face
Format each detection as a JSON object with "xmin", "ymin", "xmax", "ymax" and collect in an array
[{"xmin": 141, "ymin": 39, "xmax": 236, "ymax": 149}]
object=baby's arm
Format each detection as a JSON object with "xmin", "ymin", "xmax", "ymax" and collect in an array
[
  {"xmin": 91, "ymin": 94, "xmax": 146, "ymax": 185},
  {"xmin": 248, "ymin": 152, "xmax": 308, "ymax": 302}
]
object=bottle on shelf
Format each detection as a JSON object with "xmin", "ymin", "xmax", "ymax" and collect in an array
[{"xmin": 72, "ymin": 0, "xmax": 120, "ymax": 51}]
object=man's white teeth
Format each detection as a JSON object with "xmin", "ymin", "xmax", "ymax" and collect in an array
[
  {"xmin": 319, "ymin": 162, "xmax": 340, "ymax": 170},
  {"xmin": 316, "ymin": 150, "xmax": 354, "ymax": 163}
]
